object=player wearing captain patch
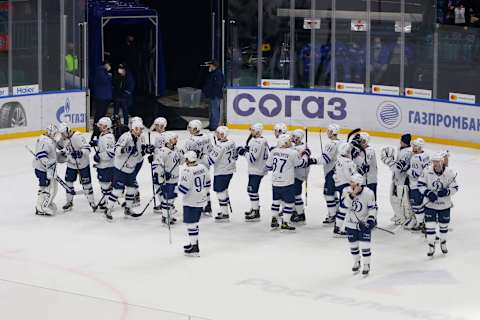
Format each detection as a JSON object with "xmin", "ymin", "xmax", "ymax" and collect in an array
[
  {"xmin": 381, "ymin": 133, "xmax": 413, "ymax": 225},
  {"xmin": 266, "ymin": 134, "xmax": 308, "ymax": 232},
  {"xmin": 33, "ymin": 124, "xmax": 61, "ymax": 216},
  {"xmin": 179, "ymin": 151, "xmax": 211, "ymax": 257},
  {"xmin": 407, "ymin": 138, "xmax": 430, "ymax": 231},
  {"xmin": 418, "ymin": 153, "xmax": 458, "ymax": 258},
  {"xmin": 103, "ymin": 120, "xmax": 147, "ymax": 219},
  {"xmin": 238, "ymin": 123, "xmax": 270, "ymax": 222},
  {"xmin": 319, "ymin": 124, "xmax": 341, "ymax": 224},
  {"xmin": 351, "ymin": 132, "xmax": 378, "ymax": 199},
  {"xmin": 183, "ymin": 119, "xmax": 214, "ymax": 216},
  {"xmin": 90, "ymin": 117, "xmax": 116, "ymax": 210},
  {"xmin": 334, "ymin": 143, "xmax": 358, "ymax": 237},
  {"xmin": 208, "ymin": 126, "xmax": 237, "ymax": 222},
  {"xmin": 343, "ymin": 174, "xmax": 377, "ymax": 276},
  {"xmin": 57, "ymin": 122, "xmax": 95, "ymax": 211},
  {"xmin": 151, "ymin": 131, "xmax": 183, "ymax": 225}
]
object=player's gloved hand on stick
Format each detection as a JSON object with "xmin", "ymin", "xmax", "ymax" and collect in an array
[
  {"xmin": 437, "ymin": 189, "xmax": 450, "ymax": 197},
  {"xmin": 164, "ymin": 171, "xmax": 172, "ymax": 181},
  {"xmin": 426, "ymin": 190, "xmax": 438, "ymax": 203},
  {"xmin": 307, "ymin": 158, "xmax": 318, "ymax": 166},
  {"xmin": 302, "ymin": 148, "xmax": 312, "ymax": 158},
  {"xmin": 366, "ymin": 216, "xmax": 376, "ymax": 230},
  {"xmin": 237, "ymin": 146, "xmax": 248, "ymax": 156},
  {"xmin": 72, "ymin": 150, "xmax": 83, "ymax": 159},
  {"xmin": 395, "ymin": 160, "xmax": 407, "ymax": 171},
  {"xmin": 93, "ymin": 154, "xmax": 100, "ymax": 163},
  {"xmin": 148, "ymin": 154, "xmax": 154, "ymax": 164},
  {"xmin": 358, "ymin": 164, "xmax": 370, "ymax": 175},
  {"xmin": 89, "ymin": 140, "xmax": 98, "ymax": 147}
]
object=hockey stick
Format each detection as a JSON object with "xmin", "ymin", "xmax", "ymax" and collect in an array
[
  {"xmin": 319, "ymin": 128, "xmax": 324, "ymax": 155},
  {"xmin": 148, "ymin": 131, "xmax": 157, "ymax": 208},
  {"xmin": 347, "ymin": 128, "xmax": 362, "ymax": 142},
  {"xmin": 304, "ymin": 127, "xmax": 309, "ymax": 207},
  {"xmin": 375, "ymin": 226, "xmax": 395, "ymax": 235}
]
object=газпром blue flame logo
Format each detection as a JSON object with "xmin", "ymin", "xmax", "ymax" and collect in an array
[{"xmin": 376, "ymin": 101, "xmax": 402, "ymax": 129}]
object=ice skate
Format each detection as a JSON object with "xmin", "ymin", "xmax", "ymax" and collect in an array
[
  {"xmin": 153, "ymin": 205, "xmax": 162, "ymax": 214},
  {"xmin": 162, "ymin": 216, "xmax": 177, "ymax": 225},
  {"xmin": 214, "ymin": 213, "xmax": 230, "ymax": 223},
  {"xmin": 184, "ymin": 243, "xmax": 200, "ymax": 257},
  {"xmin": 103, "ymin": 207, "xmax": 113, "ymax": 221},
  {"xmin": 62, "ymin": 201, "xmax": 73, "ymax": 212},
  {"xmin": 411, "ymin": 222, "xmax": 425, "ymax": 232},
  {"xmin": 362, "ymin": 264, "xmax": 370, "ymax": 276},
  {"xmin": 333, "ymin": 223, "xmax": 347, "ymax": 238},
  {"xmin": 124, "ymin": 207, "xmax": 133, "ymax": 217},
  {"xmin": 202, "ymin": 202, "xmax": 212, "ymax": 217},
  {"xmin": 427, "ymin": 243, "xmax": 435, "ymax": 257},
  {"xmin": 280, "ymin": 221, "xmax": 296, "ymax": 232},
  {"xmin": 270, "ymin": 217, "xmax": 279, "ymax": 230},
  {"xmin": 291, "ymin": 213, "xmax": 306, "ymax": 224},
  {"xmin": 440, "ymin": 241, "xmax": 448, "ymax": 254},
  {"xmin": 352, "ymin": 261, "xmax": 361, "ymax": 273},
  {"xmin": 322, "ymin": 215, "xmax": 335, "ymax": 224},
  {"xmin": 245, "ymin": 209, "xmax": 260, "ymax": 222}
]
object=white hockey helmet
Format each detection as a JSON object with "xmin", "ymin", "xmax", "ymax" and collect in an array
[
  {"xmin": 431, "ymin": 152, "xmax": 444, "ymax": 162},
  {"xmin": 184, "ymin": 150, "xmax": 197, "ymax": 164},
  {"xmin": 58, "ymin": 121, "xmax": 71, "ymax": 136},
  {"xmin": 97, "ymin": 117, "xmax": 112, "ymax": 130},
  {"xmin": 359, "ymin": 132, "xmax": 370, "ymax": 144},
  {"xmin": 291, "ymin": 129, "xmax": 304, "ymax": 144},
  {"xmin": 338, "ymin": 143, "xmax": 351, "ymax": 157},
  {"xmin": 411, "ymin": 138, "xmax": 425, "ymax": 150},
  {"xmin": 250, "ymin": 123, "xmax": 263, "ymax": 136},
  {"xmin": 154, "ymin": 117, "xmax": 167, "ymax": 130},
  {"xmin": 164, "ymin": 131, "xmax": 178, "ymax": 147},
  {"xmin": 45, "ymin": 124, "xmax": 59, "ymax": 140},
  {"xmin": 131, "ymin": 120, "xmax": 144, "ymax": 136},
  {"xmin": 129, "ymin": 116, "xmax": 144, "ymax": 129},
  {"xmin": 277, "ymin": 133, "xmax": 291, "ymax": 148},
  {"xmin": 350, "ymin": 173, "xmax": 364, "ymax": 186},
  {"xmin": 274, "ymin": 123, "xmax": 288, "ymax": 137},
  {"xmin": 216, "ymin": 126, "xmax": 229, "ymax": 139},
  {"xmin": 188, "ymin": 119, "xmax": 203, "ymax": 134},
  {"xmin": 327, "ymin": 124, "xmax": 340, "ymax": 136}
]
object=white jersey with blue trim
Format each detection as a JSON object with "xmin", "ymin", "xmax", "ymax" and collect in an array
[
  {"xmin": 353, "ymin": 145, "xmax": 378, "ymax": 185},
  {"xmin": 390, "ymin": 146, "xmax": 413, "ymax": 185},
  {"xmin": 183, "ymin": 133, "xmax": 213, "ymax": 167},
  {"xmin": 150, "ymin": 130, "xmax": 167, "ymax": 149},
  {"xmin": 408, "ymin": 152, "xmax": 430, "ymax": 190},
  {"xmin": 293, "ymin": 142, "xmax": 309, "ymax": 181},
  {"xmin": 266, "ymin": 147, "xmax": 307, "ymax": 187},
  {"xmin": 114, "ymin": 132, "xmax": 146, "ymax": 174},
  {"xmin": 154, "ymin": 146, "xmax": 184, "ymax": 184},
  {"xmin": 96, "ymin": 132, "xmax": 115, "ymax": 169},
  {"xmin": 418, "ymin": 167, "xmax": 458, "ymax": 211},
  {"xmin": 33, "ymin": 134, "xmax": 57, "ymax": 172},
  {"xmin": 334, "ymin": 156, "xmax": 357, "ymax": 187},
  {"xmin": 58, "ymin": 132, "xmax": 90, "ymax": 170},
  {"xmin": 343, "ymin": 186, "xmax": 378, "ymax": 230},
  {"xmin": 178, "ymin": 163, "xmax": 211, "ymax": 208},
  {"xmin": 320, "ymin": 139, "xmax": 341, "ymax": 176},
  {"xmin": 208, "ymin": 139, "xmax": 237, "ymax": 176},
  {"xmin": 246, "ymin": 136, "xmax": 269, "ymax": 176}
]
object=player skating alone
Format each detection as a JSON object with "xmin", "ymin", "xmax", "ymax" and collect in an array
[
  {"xmin": 33, "ymin": 124, "xmax": 61, "ymax": 216},
  {"xmin": 418, "ymin": 153, "xmax": 458, "ymax": 257},
  {"xmin": 351, "ymin": 132, "xmax": 378, "ymax": 199},
  {"xmin": 149, "ymin": 117, "xmax": 168, "ymax": 212},
  {"xmin": 183, "ymin": 119, "xmax": 214, "ymax": 216},
  {"xmin": 178, "ymin": 151, "xmax": 211, "ymax": 257},
  {"xmin": 333, "ymin": 143, "xmax": 357, "ymax": 237},
  {"xmin": 266, "ymin": 134, "xmax": 309, "ymax": 231},
  {"xmin": 90, "ymin": 117, "xmax": 115, "ymax": 210},
  {"xmin": 381, "ymin": 133, "xmax": 413, "ymax": 225},
  {"xmin": 58, "ymin": 122, "xmax": 95, "ymax": 211},
  {"xmin": 152, "ymin": 131, "xmax": 184, "ymax": 225},
  {"xmin": 237, "ymin": 123, "xmax": 270, "ymax": 222},
  {"xmin": 343, "ymin": 173, "xmax": 377, "ymax": 276},
  {"xmin": 103, "ymin": 119, "xmax": 147, "ymax": 219},
  {"xmin": 319, "ymin": 124, "xmax": 341, "ymax": 224},
  {"xmin": 407, "ymin": 138, "xmax": 430, "ymax": 231},
  {"xmin": 208, "ymin": 126, "xmax": 237, "ymax": 222}
]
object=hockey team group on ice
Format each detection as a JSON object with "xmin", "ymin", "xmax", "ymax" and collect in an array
[{"xmin": 31, "ymin": 116, "xmax": 459, "ymax": 275}]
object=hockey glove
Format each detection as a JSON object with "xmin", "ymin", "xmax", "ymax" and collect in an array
[
  {"xmin": 358, "ymin": 164, "xmax": 370, "ymax": 175},
  {"xmin": 437, "ymin": 189, "xmax": 450, "ymax": 197},
  {"xmin": 121, "ymin": 146, "xmax": 133, "ymax": 154},
  {"xmin": 89, "ymin": 140, "xmax": 98, "ymax": 147},
  {"xmin": 164, "ymin": 171, "xmax": 172, "ymax": 181},
  {"xmin": 143, "ymin": 144, "xmax": 155, "ymax": 155},
  {"xmin": 307, "ymin": 158, "xmax": 318, "ymax": 166},
  {"xmin": 351, "ymin": 147, "xmax": 360, "ymax": 159},
  {"xmin": 366, "ymin": 216, "xmax": 376, "ymax": 230},
  {"xmin": 358, "ymin": 222, "xmax": 369, "ymax": 233},
  {"xmin": 302, "ymin": 148, "xmax": 312, "ymax": 158},
  {"xmin": 93, "ymin": 154, "xmax": 100, "ymax": 163},
  {"xmin": 426, "ymin": 190, "xmax": 438, "ymax": 203},
  {"xmin": 72, "ymin": 150, "xmax": 83, "ymax": 159},
  {"xmin": 395, "ymin": 160, "xmax": 407, "ymax": 171},
  {"xmin": 237, "ymin": 146, "xmax": 247, "ymax": 156},
  {"xmin": 147, "ymin": 154, "xmax": 154, "ymax": 164}
]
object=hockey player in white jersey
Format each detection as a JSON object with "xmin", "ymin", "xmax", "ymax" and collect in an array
[
  {"xmin": 129, "ymin": 117, "xmax": 150, "ymax": 207},
  {"xmin": 381, "ymin": 133, "xmax": 413, "ymax": 225},
  {"xmin": 343, "ymin": 173, "xmax": 377, "ymax": 276},
  {"xmin": 178, "ymin": 151, "xmax": 211, "ymax": 257},
  {"xmin": 407, "ymin": 138, "xmax": 430, "ymax": 231},
  {"xmin": 274, "ymin": 122, "xmax": 288, "ymax": 139},
  {"xmin": 351, "ymin": 132, "xmax": 378, "ymax": 199},
  {"xmin": 103, "ymin": 120, "xmax": 147, "ymax": 219},
  {"xmin": 149, "ymin": 117, "xmax": 168, "ymax": 212},
  {"xmin": 418, "ymin": 153, "xmax": 458, "ymax": 257},
  {"xmin": 290, "ymin": 129, "xmax": 317, "ymax": 224},
  {"xmin": 334, "ymin": 143, "xmax": 358, "ymax": 237},
  {"xmin": 266, "ymin": 134, "xmax": 309, "ymax": 231},
  {"xmin": 33, "ymin": 124, "xmax": 61, "ymax": 216},
  {"xmin": 319, "ymin": 124, "xmax": 341, "ymax": 224},
  {"xmin": 208, "ymin": 126, "xmax": 237, "ymax": 222},
  {"xmin": 90, "ymin": 117, "xmax": 116, "ymax": 210},
  {"xmin": 237, "ymin": 123, "xmax": 270, "ymax": 222},
  {"xmin": 183, "ymin": 119, "xmax": 214, "ymax": 215},
  {"xmin": 152, "ymin": 131, "xmax": 184, "ymax": 225},
  {"xmin": 57, "ymin": 122, "xmax": 95, "ymax": 211}
]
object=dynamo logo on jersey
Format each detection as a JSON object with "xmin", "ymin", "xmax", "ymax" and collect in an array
[
  {"xmin": 56, "ymin": 98, "xmax": 85, "ymax": 124},
  {"xmin": 376, "ymin": 101, "xmax": 402, "ymax": 129},
  {"xmin": 352, "ymin": 200, "xmax": 363, "ymax": 212}
]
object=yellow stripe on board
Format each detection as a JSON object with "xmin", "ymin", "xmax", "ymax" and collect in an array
[
  {"xmin": 0, "ymin": 127, "xmax": 87, "ymax": 141},
  {"xmin": 227, "ymin": 123, "xmax": 480, "ymax": 150}
]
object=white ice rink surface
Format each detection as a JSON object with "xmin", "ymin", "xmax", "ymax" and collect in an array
[{"xmin": 0, "ymin": 129, "xmax": 479, "ymax": 320}]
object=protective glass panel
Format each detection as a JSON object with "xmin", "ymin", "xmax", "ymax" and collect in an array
[
  {"xmin": 41, "ymin": 0, "xmax": 61, "ymax": 91},
  {"xmin": 0, "ymin": 0, "xmax": 8, "ymax": 89}
]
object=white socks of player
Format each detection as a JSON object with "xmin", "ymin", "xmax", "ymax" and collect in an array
[
  {"xmin": 248, "ymin": 192, "xmax": 260, "ymax": 211},
  {"xmin": 294, "ymin": 196, "xmax": 304, "ymax": 215},
  {"xmin": 186, "ymin": 223, "xmax": 199, "ymax": 245},
  {"xmin": 350, "ymin": 241, "xmax": 371, "ymax": 274}
]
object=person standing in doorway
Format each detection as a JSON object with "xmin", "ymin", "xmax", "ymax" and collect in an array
[
  {"xmin": 203, "ymin": 61, "xmax": 224, "ymax": 131},
  {"xmin": 113, "ymin": 64, "xmax": 135, "ymax": 125},
  {"xmin": 92, "ymin": 61, "xmax": 113, "ymax": 125}
]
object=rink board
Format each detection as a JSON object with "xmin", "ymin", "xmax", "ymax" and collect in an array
[
  {"xmin": 227, "ymin": 87, "xmax": 480, "ymax": 149},
  {"xmin": 0, "ymin": 90, "xmax": 87, "ymax": 140}
]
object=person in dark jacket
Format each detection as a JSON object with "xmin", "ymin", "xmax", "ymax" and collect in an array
[
  {"xmin": 203, "ymin": 61, "xmax": 225, "ymax": 131},
  {"xmin": 92, "ymin": 61, "xmax": 113, "ymax": 124},
  {"xmin": 113, "ymin": 64, "xmax": 135, "ymax": 125}
]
